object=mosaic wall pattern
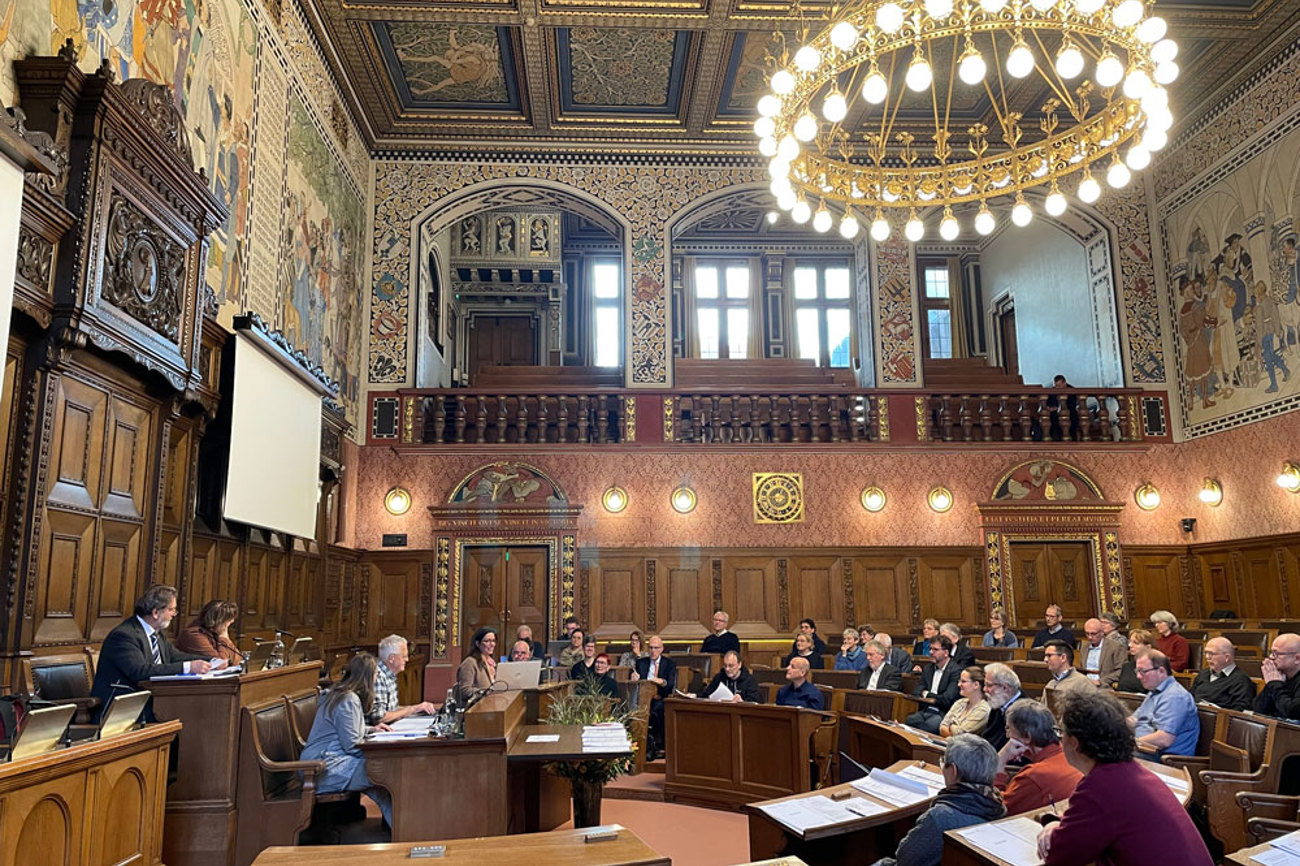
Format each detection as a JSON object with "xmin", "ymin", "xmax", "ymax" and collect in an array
[
  {"xmin": 872, "ymin": 228, "xmax": 920, "ymax": 385},
  {"xmin": 564, "ymin": 28, "xmax": 677, "ymax": 107},
  {"xmin": 369, "ymin": 161, "xmax": 764, "ymax": 386},
  {"xmin": 1096, "ymin": 187, "xmax": 1166, "ymax": 384},
  {"xmin": 377, "ymin": 23, "xmax": 508, "ymax": 105}
]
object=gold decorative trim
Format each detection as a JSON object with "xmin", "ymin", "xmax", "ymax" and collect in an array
[
  {"xmin": 1104, "ymin": 531, "xmax": 1124, "ymax": 617},
  {"xmin": 753, "ymin": 472, "xmax": 805, "ymax": 524},
  {"xmin": 402, "ymin": 396, "xmax": 416, "ymax": 444},
  {"xmin": 663, "ymin": 396, "xmax": 675, "ymax": 441},
  {"xmin": 1127, "ymin": 396, "xmax": 1141, "ymax": 441},
  {"xmin": 990, "ymin": 459, "xmax": 1105, "ymax": 501},
  {"xmin": 914, "ymin": 396, "xmax": 928, "ymax": 441},
  {"xmin": 996, "ymin": 531, "xmax": 1108, "ymax": 626},
  {"xmin": 876, "ymin": 396, "xmax": 890, "ymax": 441},
  {"xmin": 561, "ymin": 534, "xmax": 577, "ymax": 622},
  {"xmin": 985, "ymin": 531, "xmax": 1004, "ymax": 620},
  {"xmin": 435, "ymin": 538, "xmax": 451, "ymax": 656},
  {"xmin": 624, "ymin": 396, "xmax": 637, "ymax": 442},
  {"xmin": 453, "ymin": 536, "xmax": 560, "ymax": 647}
]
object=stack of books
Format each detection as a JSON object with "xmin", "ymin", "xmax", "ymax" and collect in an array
[{"xmin": 581, "ymin": 722, "xmax": 631, "ymax": 753}]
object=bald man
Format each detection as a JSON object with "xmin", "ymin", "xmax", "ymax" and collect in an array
[
  {"xmin": 1190, "ymin": 637, "xmax": 1256, "ymax": 711},
  {"xmin": 1081, "ymin": 618, "xmax": 1126, "ymax": 688},
  {"xmin": 1256, "ymin": 633, "xmax": 1300, "ymax": 720},
  {"xmin": 776, "ymin": 657, "xmax": 824, "ymax": 709}
]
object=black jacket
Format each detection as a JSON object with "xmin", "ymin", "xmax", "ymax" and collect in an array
[
  {"xmin": 701, "ymin": 668, "xmax": 760, "ymax": 703},
  {"xmin": 701, "ymin": 631, "xmax": 741, "ymax": 656},
  {"xmin": 913, "ymin": 661, "xmax": 962, "ymax": 712},
  {"xmin": 791, "ymin": 634, "xmax": 830, "ymax": 656},
  {"xmin": 634, "ymin": 655, "xmax": 678, "ymax": 699},
  {"xmin": 857, "ymin": 663, "xmax": 904, "ymax": 692},
  {"xmin": 782, "ymin": 650, "xmax": 825, "ymax": 669},
  {"xmin": 981, "ymin": 692, "xmax": 1024, "ymax": 751},
  {"xmin": 576, "ymin": 672, "xmax": 620, "ymax": 699},
  {"xmin": 1032, "ymin": 626, "xmax": 1077, "ymax": 648},
  {"xmin": 1255, "ymin": 671, "xmax": 1300, "ymax": 720},
  {"xmin": 888, "ymin": 647, "xmax": 915, "ymax": 670},
  {"xmin": 91, "ymin": 617, "xmax": 205, "ymax": 716},
  {"xmin": 1191, "ymin": 666, "xmax": 1257, "ymax": 711},
  {"xmin": 950, "ymin": 642, "xmax": 977, "ymax": 669}
]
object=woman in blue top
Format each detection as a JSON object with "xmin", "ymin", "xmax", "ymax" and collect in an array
[
  {"xmin": 982, "ymin": 611, "xmax": 1019, "ymax": 648},
  {"xmin": 300, "ymin": 653, "xmax": 394, "ymax": 826},
  {"xmin": 835, "ymin": 628, "xmax": 869, "ymax": 671}
]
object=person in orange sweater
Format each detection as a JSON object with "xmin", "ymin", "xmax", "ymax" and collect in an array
[
  {"xmin": 176, "ymin": 599, "xmax": 242, "ymax": 665},
  {"xmin": 993, "ymin": 699, "xmax": 1082, "ymax": 815}
]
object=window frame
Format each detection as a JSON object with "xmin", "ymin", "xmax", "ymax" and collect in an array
[
  {"xmin": 692, "ymin": 258, "xmax": 755, "ymax": 360},
  {"xmin": 918, "ymin": 258, "xmax": 956, "ymax": 361},
  {"xmin": 789, "ymin": 258, "xmax": 854, "ymax": 368},
  {"xmin": 587, "ymin": 256, "xmax": 623, "ymax": 368}
]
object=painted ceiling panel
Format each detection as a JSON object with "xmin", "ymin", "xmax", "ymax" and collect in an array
[
  {"xmin": 557, "ymin": 28, "xmax": 692, "ymax": 114},
  {"xmin": 373, "ymin": 23, "xmax": 521, "ymax": 111}
]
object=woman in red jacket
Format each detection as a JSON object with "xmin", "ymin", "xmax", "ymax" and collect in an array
[{"xmin": 1150, "ymin": 610, "xmax": 1190, "ymax": 672}]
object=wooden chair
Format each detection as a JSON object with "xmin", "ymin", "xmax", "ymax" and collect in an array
[
  {"xmin": 1203, "ymin": 715, "xmax": 1300, "ymax": 852},
  {"xmin": 19, "ymin": 653, "xmax": 99, "ymax": 723},
  {"xmin": 83, "ymin": 646, "xmax": 100, "ymax": 676},
  {"xmin": 1237, "ymin": 793, "xmax": 1300, "ymax": 843},
  {"xmin": 618, "ymin": 680, "xmax": 657, "ymax": 774},
  {"xmin": 810, "ymin": 669, "xmax": 860, "ymax": 690},
  {"xmin": 811, "ymin": 713, "xmax": 840, "ymax": 789},
  {"xmin": 840, "ymin": 688, "xmax": 908, "ymax": 722},
  {"xmin": 284, "ymin": 689, "xmax": 321, "ymax": 754},
  {"xmin": 669, "ymin": 653, "xmax": 719, "ymax": 680}
]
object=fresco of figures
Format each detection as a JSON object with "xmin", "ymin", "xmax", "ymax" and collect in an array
[{"xmin": 1163, "ymin": 122, "xmax": 1300, "ymax": 430}]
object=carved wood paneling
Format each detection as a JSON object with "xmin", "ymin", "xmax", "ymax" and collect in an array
[{"xmin": 1125, "ymin": 549, "xmax": 1186, "ymax": 621}]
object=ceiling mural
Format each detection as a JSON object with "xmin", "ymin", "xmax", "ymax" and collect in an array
[{"xmin": 299, "ymin": 0, "xmax": 1300, "ymax": 151}]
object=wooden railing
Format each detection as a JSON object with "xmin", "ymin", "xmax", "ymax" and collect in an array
[{"xmin": 924, "ymin": 391, "xmax": 1138, "ymax": 443}]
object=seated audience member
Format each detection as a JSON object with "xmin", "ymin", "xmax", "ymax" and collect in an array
[
  {"xmin": 941, "ymin": 623, "xmax": 976, "ymax": 668},
  {"xmin": 835, "ymin": 628, "xmax": 868, "ymax": 671},
  {"xmin": 857, "ymin": 640, "xmax": 904, "ymax": 691},
  {"xmin": 369, "ymin": 634, "xmax": 437, "ymax": 724},
  {"xmin": 1080, "ymin": 618, "xmax": 1125, "ymax": 688},
  {"xmin": 576, "ymin": 653, "xmax": 619, "ymax": 699},
  {"xmin": 859, "ymin": 624, "xmax": 877, "ymax": 646},
  {"xmin": 455, "ymin": 627, "xmax": 497, "ymax": 704},
  {"xmin": 701, "ymin": 610, "xmax": 741, "ymax": 655},
  {"xmin": 1031, "ymin": 604, "xmax": 1075, "ymax": 648},
  {"xmin": 1191, "ymin": 637, "xmax": 1256, "ymax": 711},
  {"xmin": 1036, "ymin": 690, "xmax": 1213, "ymax": 866},
  {"xmin": 913, "ymin": 618, "xmax": 941, "ymax": 656},
  {"xmin": 700, "ymin": 651, "xmax": 760, "ymax": 703},
  {"xmin": 516, "ymin": 624, "xmax": 545, "ymax": 662},
  {"xmin": 879, "ymin": 632, "xmax": 914, "ymax": 670},
  {"xmin": 790, "ymin": 618, "xmax": 829, "ymax": 656},
  {"xmin": 570, "ymin": 633, "xmax": 598, "ymax": 679},
  {"xmin": 982, "ymin": 611, "xmax": 1018, "ymax": 648},
  {"xmin": 1129, "ymin": 649, "xmax": 1199, "ymax": 759},
  {"xmin": 1149, "ymin": 610, "xmax": 1190, "ymax": 672},
  {"xmin": 509, "ymin": 640, "xmax": 533, "ymax": 662},
  {"xmin": 1116, "ymin": 629, "xmax": 1155, "ymax": 693},
  {"xmin": 619, "ymin": 630, "xmax": 646, "ymax": 668},
  {"xmin": 994, "ymin": 700, "xmax": 1082, "ymax": 814},
  {"xmin": 631, "ymin": 636, "xmax": 677, "ymax": 758},
  {"xmin": 176, "ymin": 599, "xmax": 241, "ymax": 665},
  {"xmin": 980, "ymin": 663, "xmax": 1024, "ymax": 751},
  {"xmin": 783, "ymin": 632, "xmax": 826, "ymax": 669},
  {"xmin": 940, "ymin": 667, "xmax": 991, "ymax": 736},
  {"xmin": 1098, "ymin": 611, "xmax": 1126, "ymax": 648},
  {"xmin": 556, "ymin": 616, "xmax": 581, "ymax": 641},
  {"xmin": 299, "ymin": 653, "xmax": 394, "ymax": 827},
  {"xmin": 1041, "ymin": 640, "xmax": 1093, "ymax": 702},
  {"xmin": 873, "ymin": 734, "xmax": 1006, "ymax": 866},
  {"xmin": 559, "ymin": 628, "xmax": 586, "ymax": 668},
  {"xmin": 91, "ymin": 585, "xmax": 221, "ymax": 715},
  {"xmin": 776, "ymin": 657, "xmax": 824, "ymax": 710},
  {"xmin": 1256, "ymin": 633, "xmax": 1300, "ymax": 720},
  {"xmin": 905, "ymin": 636, "xmax": 961, "ymax": 733}
]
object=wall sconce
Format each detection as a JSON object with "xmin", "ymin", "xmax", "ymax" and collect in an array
[
  {"xmin": 1278, "ymin": 462, "xmax": 1300, "ymax": 493},
  {"xmin": 1198, "ymin": 478, "xmax": 1223, "ymax": 507},
  {"xmin": 927, "ymin": 486, "xmax": 953, "ymax": 513},
  {"xmin": 384, "ymin": 486, "xmax": 412, "ymax": 516},
  {"xmin": 1134, "ymin": 482, "xmax": 1161, "ymax": 511},
  {"xmin": 670, "ymin": 486, "xmax": 697, "ymax": 514},
  {"xmin": 602, "ymin": 486, "xmax": 628, "ymax": 513},
  {"xmin": 861, "ymin": 486, "xmax": 887, "ymax": 513}
]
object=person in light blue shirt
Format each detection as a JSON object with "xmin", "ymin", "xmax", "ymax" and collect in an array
[
  {"xmin": 1130, "ymin": 649, "xmax": 1200, "ymax": 758},
  {"xmin": 835, "ymin": 628, "xmax": 869, "ymax": 671}
]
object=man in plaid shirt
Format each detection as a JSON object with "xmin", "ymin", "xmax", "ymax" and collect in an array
[{"xmin": 367, "ymin": 634, "xmax": 437, "ymax": 724}]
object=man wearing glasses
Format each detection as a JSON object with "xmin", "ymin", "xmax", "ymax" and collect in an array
[
  {"xmin": 1190, "ymin": 637, "xmax": 1256, "ymax": 711},
  {"xmin": 1129, "ymin": 649, "xmax": 1199, "ymax": 758},
  {"xmin": 1041, "ymin": 640, "xmax": 1093, "ymax": 702},
  {"xmin": 1255, "ymin": 633, "xmax": 1300, "ymax": 720},
  {"xmin": 1031, "ymin": 605, "xmax": 1076, "ymax": 648}
]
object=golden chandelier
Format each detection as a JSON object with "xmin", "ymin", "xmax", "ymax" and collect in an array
[{"xmin": 755, "ymin": 0, "xmax": 1179, "ymax": 241}]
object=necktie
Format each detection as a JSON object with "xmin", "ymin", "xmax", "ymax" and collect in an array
[
  {"xmin": 651, "ymin": 659, "xmax": 658, "ymax": 679},
  {"xmin": 150, "ymin": 631, "xmax": 162, "ymax": 664}
]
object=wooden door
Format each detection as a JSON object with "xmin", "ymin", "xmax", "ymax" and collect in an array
[
  {"xmin": 1008, "ymin": 542, "xmax": 1095, "ymax": 628},
  {"xmin": 467, "ymin": 316, "xmax": 536, "ymax": 383},
  {"xmin": 505, "ymin": 547, "xmax": 549, "ymax": 645},
  {"xmin": 999, "ymin": 308, "xmax": 1019, "ymax": 375},
  {"xmin": 460, "ymin": 545, "xmax": 549, "ymax": 653}
]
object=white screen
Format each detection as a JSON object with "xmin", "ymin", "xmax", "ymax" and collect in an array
[{"xmin": 223, "ymin": 333, "xmax": 321, "ymax": 539}]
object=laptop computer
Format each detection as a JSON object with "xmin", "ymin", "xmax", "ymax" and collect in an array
[
  {"xmin": 96, "ymin": 690, "xmax": 151, "ymax": 738},
  {"xmin": 287, "ymin": 636, "xmax": 313, "ymax": 665},
  {"xmin": 246, "ymin": 641, "xmax": 277, "ymax": 671},
  {"xmin": 494, "ymin": 660, "xmax": 543, "ymax": 690},
  {"xmin": 6, "ymin": 703, "xmax": 76, "ymax": 762}
]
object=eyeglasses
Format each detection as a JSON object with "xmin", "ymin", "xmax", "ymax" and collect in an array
[
  {"xmin": 1135, "ymin": 666, "xmax": 1158, "ymax": 675},
  {"xmin": 1269, "ymin": 650, "xmax": 1299, "ymax": 658}
]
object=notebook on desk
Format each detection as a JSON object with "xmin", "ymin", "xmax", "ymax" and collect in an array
[
  {"xmin": 6, "ymin": 703, "xmax": 76, "ymax": 762},
  {"xmin": 495, "ymin": 660, "xmax": 543, "ymax": 690}
]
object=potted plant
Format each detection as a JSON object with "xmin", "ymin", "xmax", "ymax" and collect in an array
[{"xmin": 543, "ymin": 676, "xmax": 638, "ymax": 827}]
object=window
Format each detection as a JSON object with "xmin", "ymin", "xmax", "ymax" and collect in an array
[
  {"xmin": 694, "ymin": 261, "xmax": 751, "ymax": 359},
  {"xmin": 921, "ymin": 262, "xmax": 953, "ymax": 360},
  {"xmin": 591, "ymin": 259, "xmax": 621, "ymax": 367},
  {"xmin": 792, "ymin": 262, "xmax": 852, "ymax": 367}
]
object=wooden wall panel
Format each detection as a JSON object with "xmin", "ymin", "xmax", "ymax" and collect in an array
[
  {"xmin": 916, "ymin": 554, "xmax": 979, "ymax": 627},
  {"xmin": 660, "ymin": 559, "xmax": 710, "ymax": 639},
  {"xmin": 1126, "ymin": 550, "xmax": 1184, "ymax": 621},
  {"xmin": 586, "ymin": 553, "xmax": 646, "ymax": 639},
  {"xmin": 788, "ymin": 556, "xmax": 843, "ymax": 635},
  {"xmin": 853, "ymin": 555, "xmax": 911, "ymax": 633},
  {"xmin": 1243, "ymin": 548, "xmax": 1282, "ymax": 617},
  {"xmin": 724, "ymin": 556, "xmax": 780, "ymax": 636}
]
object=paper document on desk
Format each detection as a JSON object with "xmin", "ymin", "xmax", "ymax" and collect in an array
[
  {"xmin": 1251, "ymin": 848, "xmax": 1300, "ymax": 866},
  {"xmin": 581, "ymin": 723, "xmax": 630, "ymax": 753},
  {"xmin": 526, "ymin": 734, "xmax": 561, "ymax": 743},
  {"xmin": 897, "ymin": 765, "xmax": 945, "ymax": 789},
  {"xmin": 366, "ymin": 730, "xmax": 429, "ymax": 741},
  {"xmin": 1271, "ymin": 831, "xmax": 1300, "ymax": 857},
  {"xmin": 850, "ymin": 768, "xmax": 935, "ymax": 806},
  {"xmin": 388, "ymin": 716, "xmax": 434, "ymax": 732},
  {"xmin": 954, "ymin": 816, "xmax": 1044, "ymax": 866},
  {"xmin": 1143, "ymin": 763, "xmax": 1190, "ymax": 792},
  {"xmin": 708, "ymin": 682, "xmax": 734, "ymax": 702},
  {"xmin": 755, "ymin": 795, "xmax": 870, "ymax": 833}
]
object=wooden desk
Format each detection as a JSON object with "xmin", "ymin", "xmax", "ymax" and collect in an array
[
  {"xmin": 746, "ymin": 759, "xmax": 941, "ymax": 866},
  {"xmin": 0, "ymin": 720, "xmax": 179, "ymax": 866},
  {"xmin": 251, "ymin": 823, "xmax": 669, "ymax": 865},
  {"xmin": 840, "ymin": 713, "xmax": 947, "ymax": 770},
  {"xmin": 152, "ymin": 662, "xmax": 321, "ymax": 866},
  {"xmin": 664, "ymin": 697, "xmax": 826, "ymax": 810},
  {"xmin": 1228, "ymin": 840, "xmax": 1289, "ymax": 866},
  {"xmin": 507, "ymin": 723, "xmax": 633, "ymax": 834}
]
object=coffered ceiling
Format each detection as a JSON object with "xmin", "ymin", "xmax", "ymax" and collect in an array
[{"xmin": 300, "ymin": 0, "xmax": 1300, "ymax": 153}]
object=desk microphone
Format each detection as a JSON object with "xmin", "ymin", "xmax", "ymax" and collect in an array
[{"xmin": 274, "ymin": 629, "xmax": 296, "ymax": 640}]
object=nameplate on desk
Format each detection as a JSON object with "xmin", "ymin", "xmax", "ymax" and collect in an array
[
  {"xmin": 408, "ymin": 844, "xmax": 445, "ymax": 858},
  {"xmin": 584, "ymin": 830, "xmax": 619, "ymax": 843}
]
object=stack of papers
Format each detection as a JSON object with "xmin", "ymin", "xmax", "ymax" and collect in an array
[
  {"xmin": 954, "ymin": 817, "xmax": 1044, "ymax": 866},
  {"xmin": 850, "ymin": 767, "xmax": 942, "ymax": 806},
  {"xmin": 707, "ymin": 682, "xmax": 734, "ymax": 702},
  {"xmin": 366, "ymin": 729, "xmax": 430, "ymax": 741},
  {"xmin": 581, "ymin": 723, "xmax": 631, "ymax": 753},
  {"xmin": 756, "ymin": 794, "xmax": 888, "ymax": 833},
  {"xmin": 1252, "ymin": 832, "xmax": 1300, "ymax": 866}
]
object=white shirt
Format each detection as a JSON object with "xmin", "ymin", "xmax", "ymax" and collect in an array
[
  {"xmin": 1210, "ymin": 664, "xmax": 1237, "ymax": 682},
  {"xmin": 930, "ymin": 661, "xmax": 948, "ymax": 694},
  {"xmin": 867, "ymin": 664, "xmax": 884, "ymax": 690},
  {"xmin": 138, "ymin": 616, "xmax": 193, "ymax": 674}
]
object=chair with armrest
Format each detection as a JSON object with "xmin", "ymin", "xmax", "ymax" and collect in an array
[
  {"xmin": 1203, "ymin": 714, "xmax": 1300, "ymax": 853},
  {"xmin": 20, "ymin": 653, "xmax": 100, "ymax": 724},
  {"xmin": 1160, "ymin": 704, "xmax": 1223, "ymax": 802},
  {"xmin": 1237, "ymin": 793, "xmax": 1300, "ymax": 844},
  {"xmin": 283, "ymin": 689, "xmax": 321, "ymax": 755},
  {"xmin": 617, "ymin": 680, "xmax": 657, "ymax": 775},
  {"xmin": 811, "ymin": 712, "xmax": 840, "ymax": 789}
]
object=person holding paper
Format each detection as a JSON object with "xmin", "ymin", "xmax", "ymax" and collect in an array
[
  {"xmin": 776, "ymin": 657, "xmax": 824, "ymax": 710},
  {"xmin": 857, "ymin": 639, "xmax": 904, "ymax": 691},
  {"xmin": 994, "ymin": 700, "xmax": 1082, "ymax": 814},
  {"xmin": 700, "ymin": 651, "xmax": 760, "ymax": 702},
  {"xmin": 1036, "ymin": 690, "xmax": 1212, "ymax": 866},
  {"xmin": 872, "ymin": 734, "xmax": 1006, "ymax": 866}
]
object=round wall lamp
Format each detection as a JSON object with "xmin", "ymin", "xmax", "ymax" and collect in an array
[
  {"xmin": 384, "ymin": 486, "xmax": 412, "ymax": 516},
  {"xmin": 861, "ymin": 486, "xmax": 887, "ymax": 513},
  {"xmin": 1198, "ymin": 478, "xmax": 1223, "ymax": 507},
  {"xmin": 670, "ymin": 486, "xmax": 697, "ymax": 514},
  {"xmin": 927, "ymin": 486, "xmax": 953, "ymax": 513},
  {"xmin": 602, "ymin": 486, "xmax": 629, "ymax": 513},
  {"xmin": 1278, "ymin": 462, "xmax": 1300, "ymax": 493},
  {"xmin": 1134, "ymin": 482, "xmax": 1161, "ymax": 511}
]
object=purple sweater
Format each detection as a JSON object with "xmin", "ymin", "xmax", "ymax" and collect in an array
[{"xmin": 1044, "ymin": 760, "xmax": 1212, "ymax": 866}]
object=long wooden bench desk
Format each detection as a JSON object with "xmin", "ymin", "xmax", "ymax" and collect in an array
[
  {"xmin": 0, "ymin": 719, "xmax": 180, "ymax": 866},
  {"xmin": 840, "ymin": 713, "xmax": 947, "ymax": 769}
]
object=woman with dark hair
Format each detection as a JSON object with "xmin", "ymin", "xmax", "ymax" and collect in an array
[
  {"xmin": 570, "ymin": 633, "xmax": 598, "ymax": 679},
  {"xmin": 576, "ymin": 653, "xmax": 620, "ymax": 699},
  {"xmin": 619, "ymin": 630, "xmax": 645, "ymax": 667},
  {"xmin": 456, "ymin": 627, "xmax": 497, "ymax": 703},
  {"xmin": 176, "ymin": 600, "xmax": 241, "ymax": 665},
  {"xmin": 299, "ymin": 653, "xmax": 393, "ymax": 826},
  {"xmin": 1036, "ymin": 690, "xmax": 1212, "ymax": 866}
]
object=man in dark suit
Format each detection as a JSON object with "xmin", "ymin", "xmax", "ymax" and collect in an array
[
  {"xmin": 91, "ymin": 585, "xmax": 222, "ymax": 719},
  {"xmin": 941, "ymin": 623, "xmax": 977, "ymax": 669},
  {"xmin": 857, "ymin": 640, "xmax": 904, "ymax": 691},
  {"xmin": 701, "ymin": 610, "xmax": 741, "ymax": 656},
  {"xmin": 632, "ymin": 635, "xmax": 677, "ymax": 758},
  {"xmin": 1191, "ymin": 637, "xmax": 1256, "ymax": 711},
  {"xmin": 981, "ymin": 663, "xmax": 1024, "ymax": 751},
  {"xmin": 903, "ymin": 636, "xmax": 961, "ymax": 733},
  {"xmin": 878, "ymin": 633, "xmax": 914, "ymax": 670}
]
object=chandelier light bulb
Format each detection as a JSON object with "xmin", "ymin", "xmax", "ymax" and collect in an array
[
  {"xmin": 1107, "ymin": 159, "xmax": 1132, "ymax": 188},
  {"xmin": 794, "ymin": 45, "xmax": 821, "ymax": 72},
  {"xmin": 876, "ymin": 2, "xmax": 905, "ymax": 33},
  {"xmin": 766, "ymin": 211, "xmax": 779, "ymax": 224},
  {"xmin": 1007, "ymin": 39, "xmax": 1035, "ymax": 79},
  {"xmin": 1147, "ymin": 104, "xmax": 1174, "ymax": 131},
  {"xmin": 980, "ymin": 0, "xmax": 1007, "ymax": 12},
  {"xmin": 862, "ymin": 69, "xmax": 889, "ymax": 104},
  {"xmin": 777, "ymin": 135, "xmax": 800, "ymax": 160},
  {"xmin": 925, "ymin": 0, "xmax": 954, "ymax": 19},
  {"xmin": 1074, "ymin": 0, "xmax": 1104, "ymax": 12},
  {"xmin": 906, "ymin": 54, "xmax": 933, "ymax": 91},
  {"xmin": 769, "ymin": 176, "xmax": 790, "ymax": 196},
  {"xmin": 1154, "ymin": 61, "xmax": 1180, "ymax": 85},
  {"xmin": 757, "ymin": 94, "xmax": 781, "ymax": 117},
  {"xmin": 1141, "ymin": 86, "xmax": 1169, "ymax": 111},
  {"xmin": 791, "ymin": 199, "xmax": 812, "ymax": 223},
  {"xmin": 822, "ymin": 89, "xmax": 848, "ymax": 123},
  {"xmin": 794, "ymin": 112, "xmax": 819, "ymax": 142},
  {"xmin": 1045, "ymin": 187, "xmax": 1067, "ymax": 216},
  {"xmin": 1112, "ymin": 0, "xmax": 1144, "ymax": 28},
  {"xmin": 840, "ymin": 212, "xmax": 861, "ymax": 239},
  {"xmin": 870, "ymin": 211, "xmax": 891, "ymax": 241},
  {"xmin": 1055, "ymin": 42, "xmax": 1084, "ymax": 79},
  {"xmin": 758, "ymin": 136, "xmax": 778, "ymax": 157},
  {"xmin": 1096, "ymin": 52, "xmax": 1124, "ymax": 88},
  {"xmin": 1123, "ymin": 68, "xmax": 1152, "ymax": 100},
  {"xmin": 1011, "ymin": 195, "xmax": 1033, "ymax": 227},
  {"xmin": 754, "ymin": 116, "xmax": 775, "ymax": 138},
  {"xmin": 974, "ymin": 203, "xmax": 996, "ymax": 235},
  {"xmin": 959, "ymin": 46, "xmax": 987, "ymax": 85},
  {"xmin": 1152, "ymin": 39, "xmax": 1179, "ymax": 64},
  {"xmin": 812, "ymin": 205, "xmax": 833, "ymax": 233},
  {"xmin": 776, "ymin": 188, "xmax": 798, "ymax": 210},
  {"xmin": 1136, "ymin": 16, "xmax": 1167, "ymax": 43},
  {"xmin": 1142, "ymin": 127, "xmax": 1168, "ymax": 151},
  {"xmin": 770, "ymin": 69, "xmax": 795, "ymax": 95},
  {"xmin": 1029, "ymin": 0, "xmax": 1055, "ymax": 10},
  {"xmin": 768, "ymin": 154, "xmax": 790, "ymax": 175},
  {"xmin": 1078, "ymin": 170, "xmax": 1101, "ymax": 203},
  {"xmin": 905, "ymin": 213, "xmax": 925, "ymax": 242},
  {"xmin": 939, "ymin": 209, "xmax": 960, "ymax": 241},
  {"xmin": 1125, "ymin": 145, "xmax": 1151, "ymax": 170},
  {"xmin": 830, "ymin": 21, "xmax": 859, "ymax": 51}
]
